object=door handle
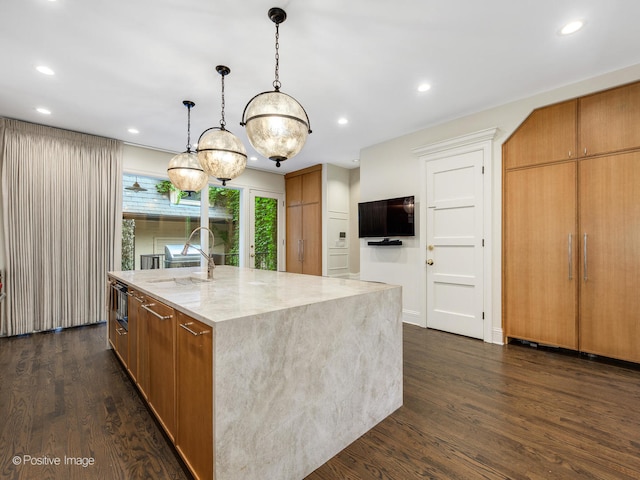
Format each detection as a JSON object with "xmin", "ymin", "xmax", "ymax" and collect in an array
[{"xmin": 426, "ymin": 259, "xmax": 434, "ymax": 266}]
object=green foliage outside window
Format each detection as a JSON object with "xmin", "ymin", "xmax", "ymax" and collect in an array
[
  {"xmin": 254, "ymin": 197, "xmax": 278, "ymax": 270},
  {"xmin": 209, "ymin": 187, "xmax": 240, "ymax": 266},
  {"xmin": 121, "ymin": 219, "xmax": 135, "ymax": 270}
]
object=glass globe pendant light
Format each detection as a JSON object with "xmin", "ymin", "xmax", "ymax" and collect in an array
[
  {"xmin": 240, "ymin": 7, "xmax": 312, "ymax": 168},
  {"xmin": 197, "ymin": 65, "xmax": 247, "ymax": 187},
  {"xmin": 167, "ymin": 100, "xmax": 209, "ymax": 193}
]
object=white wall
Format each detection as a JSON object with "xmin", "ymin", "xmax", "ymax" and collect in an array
[
  {"xmin": 359, "ymin": 63, "xmax": 640, "ymax": 337},
  {"xmin": 348, "ymin": 168, "xmax": 360, "ymax": 275},
  {"xmin": 323, "ymin": 164, "xmax": 351, "ymax": 277}
]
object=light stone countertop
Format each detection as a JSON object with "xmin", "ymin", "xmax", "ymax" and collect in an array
[{"xmin": 108, "ymin": 266, "xmax": 397, "ymax": 327}]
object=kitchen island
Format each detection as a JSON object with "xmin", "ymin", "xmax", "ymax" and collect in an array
[{"xmin": 107, "ymin": 266, "xmax": 402, "ymax": 480}]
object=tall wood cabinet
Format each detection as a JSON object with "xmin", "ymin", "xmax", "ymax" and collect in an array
[
  {"xmin": 285, "ymin": 164, "xmax": 322, "ymax": 275},
  {"xmin": 578, "ymin": 152, "xmax": 640, "ymax": 362},
  {"xmin": 503, "ymin": 80, "xmax": 640, "ymax": 363}
]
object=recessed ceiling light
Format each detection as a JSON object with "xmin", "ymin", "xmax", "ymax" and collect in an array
[
  {"xmin": 36, "ymin": 107, "xmax": 51, "ymax": 115},
  {"xmin": 352, "ymin": 159, "xmax": 360, "ymax": 164},
  {"xmin": 128, "ymin": 128, "xmax": 139, "ymax": 134},
  {"xmin": 249, "ymin": 156, "xmax": 258, "ymax": 161},
  {"xmin": 418, "ymin": 83, "xmax": 431, "ymax": 93},
  {"xmin": 36, "ymin": 65, "xmax": 55, "ymax": 76},
  {"xmin": 338, "ymin": 117, "xmax": 348, "ymax": 125},
  {"xmin": 560, "ymin": 20, "xmax": 584, "ymax": 35}
]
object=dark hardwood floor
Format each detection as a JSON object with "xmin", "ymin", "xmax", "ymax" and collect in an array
[
  {"xmin": 1, "ymin": 323, "xmax": 639, "ymax": 480},
  {"xmin": 0, "ymin": 323, "xmax": 188, "ymax": 480}
]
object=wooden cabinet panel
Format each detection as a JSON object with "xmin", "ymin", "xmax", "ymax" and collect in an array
[
  {"xmin": 138, "ymin": 302, "xmax": 150, "ymax": 400},
  {"xmin": 127, "ymin": 289, "xmax": 143, "ymax": 382},
  {"xmin": 302, "ymin": 203, "xmax": 322, "ymax": 276},
  {"xmin": 176, "ymin": 312, "xmax": 213, "ymax": 480},
  {"xmin": 578, "ymin": 152, "xmax": 640, "ymax": 362},
  {"xmin": 285, "ymin": 175, "xmax": 302, "ymax": 206},
  {"xmin": 145, "ymin": 300, "xmax": 176, "ymax": 441},
  {"xmin": 108, "ymin": 282, "xmax": 117, "ymax": 348},
  {"xmin": 504, "ymin": 99, "xmax": 577, "ymax": 169},
  {"xmin": 504, "ymin": 162, "xmax": 578, "ymax": 349},
  {"xmin": 115, "ymin": 324, "xmax": 129, "ymax": 366},
  {"xmin": 286, "ymin": 205, "xmax": 303, "ymax": 274},
  {"xmin": 285, "ymin": 165, "xmax": 322, "ymax": 275},
  {"xmin": 579, "ymin": 81, "xmax": 640, "ymax": 157},
  {"xmin": 302, "ymin": 169, "xmax": 322, "ymax": 204}
]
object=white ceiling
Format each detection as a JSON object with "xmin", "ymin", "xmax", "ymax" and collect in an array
[{"xmin": 2, "ymin": 0, "xmax": 640, "ymax": 175}]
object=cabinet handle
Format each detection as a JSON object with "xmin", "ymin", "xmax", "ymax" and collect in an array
[
  {"xmin": 298, "ymin": 239, "xmax": 303, "ymax": 263},
  {"xmin": 568, "ymin": 150, "xmax": 572, "ymax": 158},
  {"xmin": 584, "ymin": 147, "xmax": 587, "ymax": 155},
  {"xmin": 301, "ymin": 239, "xmax": 305, "ymax": 262},
  {"xmin": 133, "ymin": 295, "xmax": 144, "ymax": 303},
  {"xmin": 142, "ymin": 303, "xmax": 173, "ymax": 320},
  {"xmin": 116, "ymin": 327, "xmax": 127, "ymax": 336},
  {"xmin": 568, "ymin": 234, "xmax": 573, "ymax": 280},
  {"xmin": 583, "ymin": 233, "xmax": 588, "ymax": 281},
  {"xmin": 179, "ymin": 322, "xmax": 211, "ymax": 336}
]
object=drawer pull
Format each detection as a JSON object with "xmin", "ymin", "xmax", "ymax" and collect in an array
[
  {"xmin": 180, "ymin": 322, "xmax": 210, "ymax": 336},
  {"xmin": 142, "ymin": 303, "xmax": 173, "ymax": 320}
]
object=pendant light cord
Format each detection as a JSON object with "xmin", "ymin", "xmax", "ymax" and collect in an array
[
  {"xmin": 273, "ymin": 22, "xmax": 281, "ymax": 91},
  {"xmin": 220, "ymin": 73, "xmax": 226, "ymax": 129},
  {"xmin": 186, "ymin": 103, "xmax": 192, "ymax": 152}
]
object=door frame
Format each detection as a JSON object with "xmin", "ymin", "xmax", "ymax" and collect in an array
[
  {"xmin": 248, "ymin": 189, "xmax": 285, "ymax": 271},
  {"xmin": 414, "ymin": 128, "xmax": 497, "ymax": 343}
]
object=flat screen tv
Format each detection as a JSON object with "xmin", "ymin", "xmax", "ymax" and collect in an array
[{"xmin": 358, "ymin": 196, "xmax": 415, "ymax": 238}]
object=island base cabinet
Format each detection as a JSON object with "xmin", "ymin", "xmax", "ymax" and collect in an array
[
  {"xmin": 144, "ymin": 299, "xmax": 176, "ymax": 442},
  {"xmin": 176, "ymin": 312, "xmax": 214, "ymax": 480}
]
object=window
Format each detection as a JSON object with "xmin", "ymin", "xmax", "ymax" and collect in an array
[{"xmin": 121, "ymin": 174, "xmax": 241, "ymax": 270}]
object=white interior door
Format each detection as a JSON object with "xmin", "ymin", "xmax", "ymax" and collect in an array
[
  {"xmin": 248, "ymin": 190, "xmax": 284, "ymax": 271},
  {"xmin": 426, "ymin": 151, "xmax": 484, "ymax": 339}
]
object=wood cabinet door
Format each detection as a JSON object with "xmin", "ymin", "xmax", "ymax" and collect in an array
[
  {"xmin": 176, "ymin": 312, "xmax": 213, "ymax": 480},
  {"xmin": 108, "ymin": 283, "xmax": 117, "ymax": 348},
  {"xmin": 146, "ymin": 300, "xmax": 176, "ymax": 440},
  {"xmin": 127, "ymin": 290, "xmax": 142, "ymax": 381},
  {"xmin": 579, "ymin": 81, "xmax": 640, "ymax": 157},
  {"xmin": 116, "ymin": 324, "xmax": 129, "ymax": 367},
  {"xmin": 286, "ymin": 205, "xmax": 303, "ymax": 273},
  {"xmin": 285, "ymin": 175, "xmax": 302, "ymax": 206},
  {"xmin": 579, "ymin": 152, "xmax": 640, "ymax": 362},
  {"xmin": 302, "ymin": 169, "xmax": 322, "ymax": 204},
  {"xmin": 503, "ymin": 99, "xmax": 577, "ymax": 169},
  {"xmin": 504, "ymin": 162, "xmax": 578, "ymax": 348},
  {"xmin": 302, "ymin": 203, "xmax": 322, "ymax": 276},
  {"xmin": 138, "ymin": 303, "xmax": 150, "ymax": 400}
]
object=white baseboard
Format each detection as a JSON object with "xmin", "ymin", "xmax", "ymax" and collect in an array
[
  {"xmin": 492, "ymin": 327, "xmax": 504, "ymax": 345},
  {"xmin": 402, "ymin": 309, "xmax": 424, "ymax": 327}
]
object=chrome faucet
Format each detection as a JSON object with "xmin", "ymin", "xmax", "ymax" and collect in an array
[{"xmin": 182, "ymin": 227, "xmax": 216, "ymax": 280}]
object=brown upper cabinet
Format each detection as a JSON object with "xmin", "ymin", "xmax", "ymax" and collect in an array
[
  {"xmin": 503, "ymin": 99, "xmax": 577, "ymax": 169},
  {"xmin": 579, "ymin": 81, "xmax": 640, "ymax": 157},
  {"xmin": 285, "ymin": 164, "xmax": 322, "ymax": 276}
]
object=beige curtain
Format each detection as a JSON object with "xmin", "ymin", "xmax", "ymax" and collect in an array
[{"xmin": 0, "ymin": 119, "xmax": 122, "ymax": 336}]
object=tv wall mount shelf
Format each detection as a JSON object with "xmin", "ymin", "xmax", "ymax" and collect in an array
[{"xmin": 367, "ymin": 238, "xmax": 402, "ymax": 246}]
